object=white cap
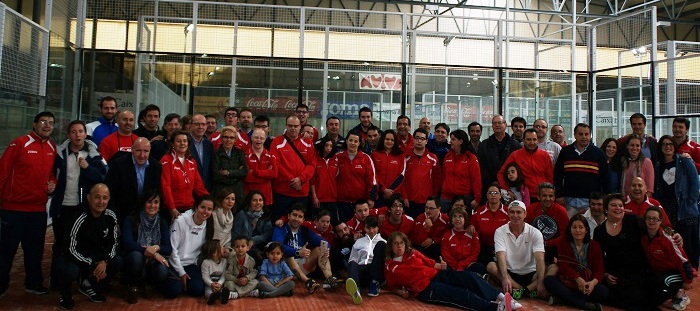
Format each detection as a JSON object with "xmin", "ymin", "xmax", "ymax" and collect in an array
[{"xmin": 508, "ymin": 200, "xmax": 526, "ymax": 211}]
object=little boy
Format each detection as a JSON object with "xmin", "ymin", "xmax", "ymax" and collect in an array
[
  {"xmin": 345, "ymin": 216, "xmax": 386, "ymax": 305},
  {"xmin": 223, "ymin": 236, "xmax": 259, "ymax": 299}
]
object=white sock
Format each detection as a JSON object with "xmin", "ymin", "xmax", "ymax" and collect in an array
[
  {"xmin": 496, "ymin": 293, "xmax": 505, "ymax": 301},
  {"xmin": 229, "ymin": 291, "xmax": 239, "ymax": 299}
]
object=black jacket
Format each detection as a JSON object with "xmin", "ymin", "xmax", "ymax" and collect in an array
[
  {"xmin": 105, "ymin": 155, "xmax": 162, "ymax": 220},
  {"xmin": 476, "ymin": 133, "xmax": 521, "ymax": 199}
]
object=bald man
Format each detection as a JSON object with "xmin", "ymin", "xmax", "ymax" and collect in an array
[
  {"xmin": 105, "ymin": 137, "xmax": 162, "ymax": 220},
  {"xmin": 99, "ymin": 110, "xmax": 139, "ymax": 163},
  {"xmin": 189, "ymin": 114, "xmax": 214, "ymax": 190},
  {"xmin": 59, "ymin": 184, "xmax": 122, "ymax": 308}
]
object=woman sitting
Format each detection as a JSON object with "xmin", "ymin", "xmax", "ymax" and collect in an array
[
  {"xmin": 384, "ymin": 232, "xmax": 521, "ymax": 311},
  {"xmin": 231, "ymin": 190, "xmax": 273, "ymax": 265},
  {"xmin": 544, "ymin": 214, "xmax": 608, "ymax": 311},
  {"xmin": 440, "ymin": 207, "xmax": 485, "ymax": 274}
]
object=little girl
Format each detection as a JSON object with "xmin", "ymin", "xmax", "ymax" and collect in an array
[
  {"xmin": 201, "ymin": 239, "xmax": 230, "ymax": 305},
  {"xmin": 257, "ymin": 242, "xmax": 295, "ymax": 298},
  {"xmin": 213, "ymin": 189, "xmax": 236, "ymax": 257},
  {"xmin": 224, "ymin": 236, "xmax": 259, "ymax": 299},
  {"xmin": 503, "ymin": 162, "xmax": 530, "ymax": 206}
]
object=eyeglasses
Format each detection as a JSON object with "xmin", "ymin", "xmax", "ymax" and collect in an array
[
  {"xmin": 225, "ymin": 113, "xmax": 237, "ymax": 117},
  {"xmin": 425, "ymin": 206, "xmax": 439, "ymax": 210},
  {"xmin": 392, "ymin": 241, "xmax": 405, "ymax": 246},
  {"xmin": 533, "ymin": 125, "xmax": 547, "ymax": 129},
  {"xmin": 221, "ymin": 136, "xmax": 236, "ymax": 140},
  {"xmin": 414, "ymin": 136, "xmax": 427, "ymax": 141},
  {"xmin": 39, "ymin": 120, "xmax": 55, "ymax": 126},
  {"xmin": 487, "ymin": 191, "xmax": 500, "ymax": 195},
  {"xmin": 255, "ymin": 124, "xmax": 269, "ymax": 129},
  {"xmin": 295, "ymin": 110, "xmax": 309, "ymax": 114},
  {"xmin": 645, "ymin": 217, "xmax": 661, "ymax": 223},
  {"xmin": 661, "ymin": 142, "xmax": 675, "ymax": 147}
]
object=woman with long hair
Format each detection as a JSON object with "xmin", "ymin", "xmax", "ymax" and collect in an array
[
  {"xmin": 620, "ymin": 134, "xmax": 654, "ymax": 197},
  {"xmin": 371, "ymin": 129, "xmax": 405, "ymax": 208},
  {"xmin": 310, "ymin": 135, "xmax": 338, "ymax": 220},
  {"xmin": 600, "ymin": 138, "xmax": 622, "ymax": 193},
  {"xmin": 471, "ymin": 183, "xmax": 510, "ymax": 265},
  {"xmin": 231, "ymin": 190, "xmax": 273, "ymax": 265}
]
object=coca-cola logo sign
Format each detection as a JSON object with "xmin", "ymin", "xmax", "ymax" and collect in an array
[{"xmin": 243, "ymin": 97, "xmax": 320, "ymax": 115}]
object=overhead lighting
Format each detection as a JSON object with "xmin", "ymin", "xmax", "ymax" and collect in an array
[
  {"xmin": 631, "ymin": 46, "xmax": 648, "ymax": 57},
  {"xmin": 184, "ymin": 24, "xmax": 195, "ymax": 35},
  {"xmin": 443, "ymin": 36, "xmax": 455, "ymax": 46},
  {"xmin": 207, "ymin": 71, "xmax": 215, "ymax": 76}
]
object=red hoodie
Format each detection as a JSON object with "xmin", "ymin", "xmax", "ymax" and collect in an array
[
  {"xmin": 160, "ymin": 151, "xmax": 209, "ymax": 211},
  {"xmin": 385, "ymin": 250, "xmax": 438, "ymax": 296},
  {"xmin": 441, "ymin": 228, "xmax": 481, "ymax": 271},
  {"xmin": 441, "ymin": 150, "xmax": 482, "ymax": 202},
  {"xmin": 311, "ymin": 155, "xmax": 338, "ymax": 203},
  {"xmin": 0, "ymin": 132, "xmax": 57, "ymax": 212},
  {"xmin": 244, "ymin": 149, "xmax": 278, "ymax": 205},
  {"xmin": 270, "ymin": 135, "xmax": 316, "ymax": 197},
  {"xmin": 335, "ymin": 150, "xmax": 377, "ymax": 202}
]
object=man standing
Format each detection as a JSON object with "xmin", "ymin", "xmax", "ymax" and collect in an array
[
  {"xmin": 295, "ymin": 104, "xmax": 319, "ymax": 142},
  {"xmin": 486, "ymin": 200, "xmax": 546, "ymax": 300},
  {"xmin": 189, "ymin": 114, "xmax": 214, "ymax": 190},
  {"xmin": 151, "ymin": 113, "xmax": 181, "ymax": 161},
  {"xmin": 395, "ymin": 115, "xmax": 413, "ymax": 154},
  {"xmin": 403, "ymin": 128, "xmax": 440, "ymax": 219},
  {"xmin": 478, "ymin": 115, "xmax": 521, "ymax": 201},
  {"xmin": 86, "ymin": 96, "xmax": 118, "ymax": 146},
  {"xmin": 533, "ymin": 119, "xmax": 561, "ymax": 166},
  {"xmin": 0, "ymin": 111, "xmax": 57, "ymax": 296},
  {"xmin": 498, "ymin": 129, "xmax": 553, "ymax": 197},
  {"xmin": 239, "ymin": 108, "xmax": 255, "ymax": 138},
  {"xmin": 270, "ymin": 116, "xmax": 316, "ymax": 221},
  {"xmin": 510, "ymin": 117, "xmax": 526, "ymax": 143},
  {"xmin": 253, "ymin": 115, "xmax": 274, "ymax": 150},
  {"xmin": 205, "ymin": 114, "xmax": 218, "ymax": 137},
  {"xmin": 554, "ymin": 123, "xmax": 608, "ymax": 217},
  {"xmin": 105, "ymin": 138, "xmax": 162, "ymax": 221},
  {"xmin": 134, "ymin": 104, "xmax": 162, "ymax": 141},
  {"xmin": 467, "ymin": 122, "xmax": 482, "ymax": 155},
  {"xmin": 99, "ymin": 110, "xmax": 138, "ymax": 163},
  {"xmin": 671, "ymin": 117, "xmax": 700, "ymax": 172},
  {"xmin": 550, "ymin": 124, "xmax": 567, "ymax": 147},
  {"xmin": 419, "ymin": 117, "xmax": 433, "ymax": 140},
  {"xmin": 211, "ymin": 107, "xmax": 239, "ymax": 150},
  {"xmin": 361, "ymin": 125, "xmax": 380, "ymax": 154},
  {"xmin": 318, "ymin": 116, "xmax": 346, "ymax": 151},
  {"xmin": 616, "ymin": 113, "xmax": 658, "ymax": 164},
  {"xmin": 348, "ymin": 107, "xmax": 378, "ymax": 143},
  {"xmin": 244, "ymin": 128, "xmax": 278, "ymax": 206}
]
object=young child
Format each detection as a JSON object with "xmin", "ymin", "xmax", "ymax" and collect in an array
[
  {"xmin": 224, "ymin": 236, "xmax": 260, "ymax": 299},
  {"xmin": 258, "ymin": 242, "xmax": 296, "ymax": 298},
  {"xmin": 503, "ymin": 162, "xmax": 530, "ymax": 205},
  {"xmin": 346, "ymin": 216, "xmax": 386, "ymax": 305},
  {"xmin": 213, "ymin": 189, "xmax": 236, "ymax": 256},
  {"xmin": 201, "ymin": 239, "xmax": 230, "ymax": 305}
]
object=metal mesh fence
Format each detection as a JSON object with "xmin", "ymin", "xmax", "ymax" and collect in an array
[{"xmin": 0, "ymin": 5, "xmax": 48, "ymax": 97}]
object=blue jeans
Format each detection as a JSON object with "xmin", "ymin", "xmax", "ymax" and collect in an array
[
  {"xmin": 347, "ymin": 241, "xmax": 386, "ymax": 286},
  {"xmin": 272, "ymin": 193, "xmax": 309, "ymax": 222},
  {"xmin": 0, "ymin": 210, "xmax": 47, "ymax": 290},
  {"xmin": 406, "ymin": 202, "xmax": 425, "ymax": 219},
  {"xmin": 417, "ymin": 270, "xmax": 500, "ymax": 311},
  {"xmin": 161, "ymin": 264, "xmax": 205, "ymax": 298},
  {"xmin": 123, "ymin": 251, "xmax": 169, "ymax": 285},
  {"xmin": 544, "ymin": 276, "xmax": 608, "ymax": 309}
]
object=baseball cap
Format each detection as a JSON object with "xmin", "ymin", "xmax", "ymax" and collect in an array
[{"xmin": 508, "ymin": 200, "xmax": 526, "ymax": 211}]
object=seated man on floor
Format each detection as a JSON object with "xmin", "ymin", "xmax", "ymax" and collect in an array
[
  {"xmin": 486, "ymin": 200, "xmax": 547, "ymax": 300},
  {"xmin": 57, "ymin": 183, "xmax": 123, "ymax": 309},
  {"xmin": 271, "ymin": 203, "xmax": 342, "ymax": 294}
]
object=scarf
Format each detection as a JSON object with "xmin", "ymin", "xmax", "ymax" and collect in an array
[
  {"xmin": 246, "ymin": 210, "xmax": 263, "ymax": 221},
  {"xmin": 137, "ymin": 210, "xmax": 161, "ymax": 247}
]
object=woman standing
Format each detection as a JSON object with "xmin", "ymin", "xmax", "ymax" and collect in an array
[
  {"xmin": 544, "ymin": 214, "xmax": 608, "ymax": 310},
  {"xmin": 593, "ymin": 193, "xmax": 658, "ymax": 311},
  {"xmin": 162, "ymin": 196, "xmax": 215, "ymax": 298},
  {"xmin": 440, "ymin": 129, "xmax": 481, "ymax": 212},
  {"xmin": 654, "ymin": 135, "xmax": 700, "ymax": 269},
  {"xmin": 471, "ymin": 183, "xmax": 510, "ymax": 265},
  {"xmin": 161, "ymin": 130, "xmax": 210, "ymax": 220},
  {"xmin": 600, "ymin": 138, "xmax": 621, "ymax": 194},
  {"xmin": 310, "ymin": 136, "xmax": 338, "ymax": 219},
  {"xmin": 211, "ymin": 126, "xmax": 248, "ymax": 209},
  {"xmin": 371, "ymin": 130, "xmax": 405, "ymax": 208},
  {"xmin": 121, "ymin": 189, "xmax": 172, "ymax": 303},
  {"xmin": 335, "ymin": 132, "xmax": 376, "ymax": 224},
  {"xmin": 621, "ymin": 134, "xmax": 654, "ymax": 196},
  {"xmin": 231, "ymin": 190, "xmax": 273, "ymax": 264}
]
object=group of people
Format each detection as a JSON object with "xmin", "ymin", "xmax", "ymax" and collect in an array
[{"xmin": 0, "ymin": 98, "xmax": 697, "ymax": 311}]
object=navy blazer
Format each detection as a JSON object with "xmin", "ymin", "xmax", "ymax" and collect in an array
[
  {"xmin": 188, "ymin": 134, "xmax": 214, "ymax": 191},
  {"xmin": 104, "ymin": 155, "xmax": 162, "ymax": 221}
]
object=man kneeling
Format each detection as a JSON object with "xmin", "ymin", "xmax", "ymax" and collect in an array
[{"xmin": 271, "ymin": 203, "xmax": 341, "ymax": 294}]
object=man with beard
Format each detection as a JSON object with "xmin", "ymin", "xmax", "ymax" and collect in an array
[
  {"xmin": 348, "ymin": 107, "xmax": 379, "ymax": 143},
  {"xmin": 205, "ymin": 114, "xmax": 217, "ymax": 137},
  {"xmin": 87, "ymin": 96, "xmax": 118, "ymax": 146},
  {"xmin": 419, "ymin": 117, "xmax": 433, "ymax": 140},
  {"xmin": 533, "ymin": 119, "xmax": 561, "ymax": 166},
  {"xmin": 134, "ymin": 104, "xmax": 162, "ymax": 141},
  {"xmin": 239, "ymin": 108, "xmax": 254, "ymax": 138},
  {"xmin": 395, "ymin": 115, "xmax": 413, "ymax": 154},
  {"xmin": 582, "ymin": 192, "xmax": 606, "ymax": 237}
]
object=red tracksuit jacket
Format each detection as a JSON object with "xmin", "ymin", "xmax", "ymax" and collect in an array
[
  {"xmin": 403, "ymin": 150, "xmax": 440, "ymax": 204},
  {"xmin": 385, "ymin": 250, "xmax": 437, "ymax": 296},
  {"xmin": 441, "ymin": 228, "xmax": 481, "ymax": 271},
  {"xmin": 498, "ymin": 148, "xmax": 553, "ymax": 195},
  {"xmin": 335, "ymin": 150, "xmax": 377, "ymax": 202},
  {"xmin": 311, "ymin": 155, "xmax": 338, "ymax": 203},
  {"xmin": 642, "ymin": 229, "xmax": 694, "ymax": 284},
  {"xmin": 244, "ymin": 149, "xmax": 278, "ymax": 205},
  {"xmin": 371, "ymin": 151, "xmax": 406, "ymax": 199},
  {"xmin": 161, "ymin": 152, "xmax": 209, "ymax": 211},
  {"xmin": 471, "ymin": 204, "xmax": 509, "ymax": 247},
  {"xmin": 270, "ymin": 135, "xmax": 316, "ymax": 197},
  {"xmin": 441, "ymin": 150, "xmax": 482, "ymax": 202},
  {"xmin": 412, "ymin": 212, "xmax": 450, "ymax": 246}
]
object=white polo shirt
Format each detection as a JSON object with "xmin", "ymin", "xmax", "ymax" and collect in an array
[{"xmin": 494, "ymin": 222, "xmax": 545, "ymax": 275}]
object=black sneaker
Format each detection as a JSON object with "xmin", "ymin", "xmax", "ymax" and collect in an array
[
  {"xmin": 78, "ymin": 283, "xmax": 106, "ymax": 303},
  {"xmin": 0, "ymin": 286, "xmax": 7, "ymax": 299},
  {"xmin": 221, "ymin": 287, "xmax": 230, "ymax": 305},
  {"xmin": 25, "ymin": 285, "xmax": 49, "ymax": 295},
  {"xmin": 125, "ymin": 286, "xmax": 139, "ymax": 304},
  {"xmin": 59, "ymin": 295, "xmax": 75, "ymax": 310},
  {"xmin": 207, "ymin": 291, "xmax": 221, "ymax": 305}
]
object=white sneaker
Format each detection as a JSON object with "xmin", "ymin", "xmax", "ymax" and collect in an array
[
  {"xmin": 247, "ymin": 289, "xmax": 259, "ymax": 297},
  {"xmin": 673, "ymin": 294, "xmax": 691, "ymax": 311}
]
